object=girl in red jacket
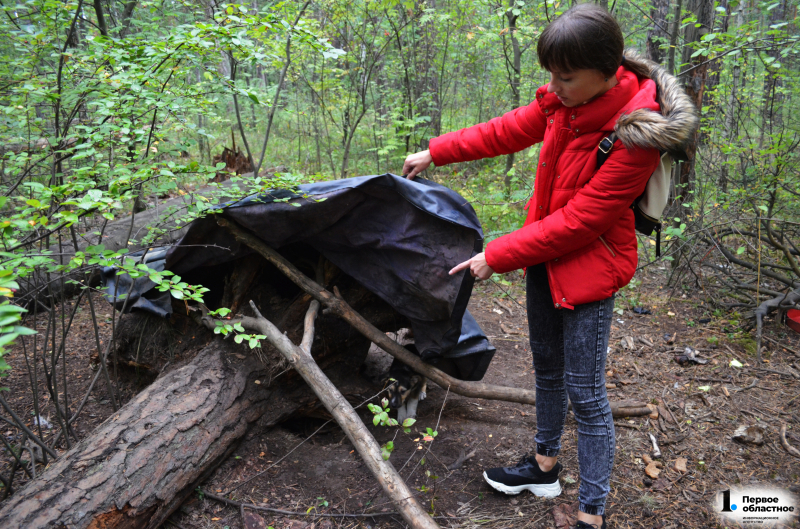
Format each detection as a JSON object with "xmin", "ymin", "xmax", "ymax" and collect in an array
[{"xmin": 402, "ymin": 5, "xmax": 697, "ymax": 528}]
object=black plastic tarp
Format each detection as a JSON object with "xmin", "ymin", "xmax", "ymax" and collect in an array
[{"xmin": 102, "ymin": 173, "xmax": 496, "ymax": 381}]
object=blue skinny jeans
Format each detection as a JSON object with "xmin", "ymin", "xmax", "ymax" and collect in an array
[{"xmin": 526, "ymin": 264, "xmax": 615, "ymax": 516}]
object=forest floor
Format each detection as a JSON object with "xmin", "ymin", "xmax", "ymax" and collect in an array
[
  {"xmin": 2, "ymin": 264, "xmax": 800, "ymax": 529},
  {"xmin": 171, "ymin": 264, "xmax": 800, "ymax": 529}
]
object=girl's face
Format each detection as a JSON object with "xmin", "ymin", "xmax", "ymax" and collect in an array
[{"xmin": 546, "ymin": 69, "xmax": 616, "ymax": 107}]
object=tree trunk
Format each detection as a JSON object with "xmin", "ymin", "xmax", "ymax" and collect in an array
[
  {"xmin": 120, "ymin": 1, "xmax": 138, "ymax": 38},
  {"xmin": 677, "ymin": 0, "xmax": 713, "ymax": 195},
  {"xmin": 412, "ymin": 0, "xmax": 441, "ymax": 150},
  {"xmin": 759, "ymin": 0, "xmax": 786, "ymax": 148},
  {"xmin": 667, "ymin": 0, "xmax": 683, "ymax": 75},
  {"xmin": 503, "ymin": 3, "xmax": 521, "ymax": 190},
  {"xmin": 719, "ymin": 61, "xmax": 739, "ymax": 193},
  {"xmin": 646, "ymin": 0, "xmax": 671, "ymax": 64}
]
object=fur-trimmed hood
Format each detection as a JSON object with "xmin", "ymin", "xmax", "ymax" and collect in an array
[{"xmin": 614, "ymin": 49, "xmax": 699, "ymax": 160}]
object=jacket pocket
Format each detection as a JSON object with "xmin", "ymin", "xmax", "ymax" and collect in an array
[{"xmin": 598, "ymin": 235, "xmax": 616, "ymax": 257}]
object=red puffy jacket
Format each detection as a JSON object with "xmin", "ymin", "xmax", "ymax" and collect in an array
[{"xmin": 430, "ymin": 56, "xmax": 697, "ymax": 309}]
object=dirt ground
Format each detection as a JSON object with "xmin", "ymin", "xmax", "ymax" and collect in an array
[{"xmin": 2, "ymin": 263, "xmax": 800, "ymax": 529}]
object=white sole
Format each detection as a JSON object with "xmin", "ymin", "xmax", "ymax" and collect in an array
[{"xmin": 483, "ymin": 472, "xmax": 562, "ymax": 498}]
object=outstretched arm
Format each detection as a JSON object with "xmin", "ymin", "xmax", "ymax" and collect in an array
[
  {"xmin": 402, "ymin": 97, "xmax": 548, "ymax": 179},
  {"xmin": 428, "ymin": 99, "xmax": 548, "ymax": 166},
  {"xmin": 485, "ymin": 145, "xmax": 660, "ymax": 273}
]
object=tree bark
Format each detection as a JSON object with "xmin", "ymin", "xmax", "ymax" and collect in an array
[
  {"xmin": 503, "ymin": 2, "xmax": 522, "ymax": 190},
  {"xmin": 667, "ymin": 0, "xmax": 683, "ymax": 75},
  {"xmin": 119, "ymin": 1, "xmax": 138, "ymax": 38},
  {"xmin": 677, "ymin": 0, "xmax": 713, "ymax": 194},
  {"xmin": 646, "ymin": 0, "xmax": 671, "ymax": 64},
  {"xmin": 93, "ymin": 0, "xmax": 108, "ymax": 37}
]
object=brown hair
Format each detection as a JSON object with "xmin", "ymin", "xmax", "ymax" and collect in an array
[{"xmin": 537, "ymin": 4, "xmax": 624, "ymax": 78}]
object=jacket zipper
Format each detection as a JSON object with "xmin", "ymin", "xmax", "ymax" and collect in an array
[{"xmin": 598, "ymin": 236, "xmax": 616, "ymax": 257}]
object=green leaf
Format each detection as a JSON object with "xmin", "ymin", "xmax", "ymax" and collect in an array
[{"xmin": 381, "ymin": 441, "xmax": 394, "ymax": 460}]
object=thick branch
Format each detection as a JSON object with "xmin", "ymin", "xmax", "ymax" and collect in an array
[
  {"xmin": 119, "ymin": 1, "xmax": 138, "ymax": 38},
  {"xmin": 764, "ymin": 220, "xmax": 800, "ymax": 280},
  {"xmin": 712, "ymin": 237, "xmax": 799, "ymax": 287},
  {"xmin": 215, "ymin": 216, "xmax": 649, "ymax": 417},
  {"xmin": 243, "ymin": 300, "xmax": 438, "ymax": 529}
]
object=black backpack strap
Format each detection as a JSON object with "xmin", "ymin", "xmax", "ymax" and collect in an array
[{"xmin": 595, "ymin": 132, "xmax": 618, "ymax": 170}]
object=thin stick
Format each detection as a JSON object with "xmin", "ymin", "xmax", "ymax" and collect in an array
[
  {"xmin": 204, "ymin": 490, "xmax": 398, "ymax": 518},
  {"xmin": 763, "ymin": 336, "xmax": 800, "ymax": 356},
  {"xmin": 780, "ymin": 423, "xmax": 800, "ymax": 458},
  {"xmin": 0, "ymin": 393, "xmax": 58, "ymax": 459}
]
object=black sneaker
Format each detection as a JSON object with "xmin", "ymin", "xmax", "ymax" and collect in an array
[
  {"xmin": 574, "ymin": 515, "xmax": 607, "ymax": 529},
  {"xmin": 483, "ymin": 454, "xmax": 562, "ymax": 497}
]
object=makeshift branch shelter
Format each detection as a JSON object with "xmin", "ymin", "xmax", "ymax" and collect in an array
[{"xmin": 0, "ymin": 175, "xmax": 651, "ymax": 529}]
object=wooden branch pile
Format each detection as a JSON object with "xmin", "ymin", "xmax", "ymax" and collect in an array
[
  {"xmin": 0, "ymin": 216, "xmax": 655, "ymax": 528},
  {"xmin": 663, "ymin": 211, "xmax": 800, "ymax": 362}
]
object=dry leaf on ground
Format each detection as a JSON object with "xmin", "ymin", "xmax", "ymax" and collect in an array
[
  {"xmin": 645, "ymin": 460, "xmax": 663, "ymax": 479},
  {"xmin": 552, "ymin": 501, "xmax": 578, "ymax": 529}
]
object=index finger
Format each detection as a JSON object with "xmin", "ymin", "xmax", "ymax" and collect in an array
[{"xmin": 448, "ymin": 259, "xmax": 471, "ymax": 276}]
